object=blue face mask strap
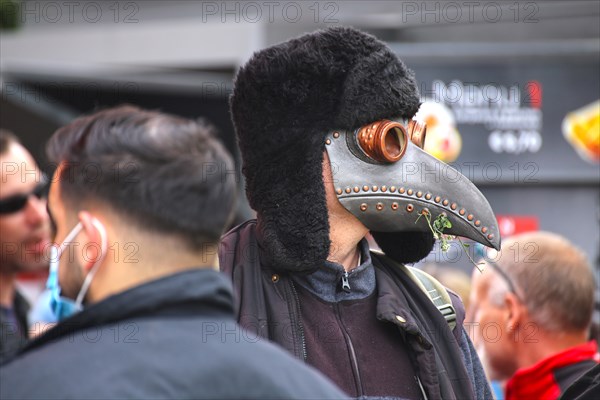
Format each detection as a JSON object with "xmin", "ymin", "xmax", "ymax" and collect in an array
[{"xmin": 73, "ymin": 219, "xmax": 108, "ymax": 307}]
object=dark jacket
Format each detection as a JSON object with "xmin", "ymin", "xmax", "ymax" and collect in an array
[
  {"xmin": 561, "ymin": 362, "xmax": 600, "ymax": 400},
  {"xmin": 0, "ymin": 269, "xmax": 347, "ymax": 400},
  {"xmin": 219, "ymin": 220, "xmax": 492, "ymax": 400},
  {"xmin": 0, "ymin": 290, "xmax": 29, "ymax": 364}
]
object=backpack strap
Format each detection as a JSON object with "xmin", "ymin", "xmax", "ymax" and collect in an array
[
  {"xmin": 371, "ymin": 250, "xmax": 457, "ymax": 331},
  {"xmin": 407, "ymin": 267, "xmax": 457, "ymax": 332}
]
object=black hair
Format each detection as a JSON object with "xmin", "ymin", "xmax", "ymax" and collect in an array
[{"xmin": 47, "ymin": 105, "xmax": 237, "ymax": 249}]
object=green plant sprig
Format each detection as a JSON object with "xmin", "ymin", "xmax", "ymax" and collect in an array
[{"xmin": 415, "ymin": 210, "xmax": 485, "ymax": 271}]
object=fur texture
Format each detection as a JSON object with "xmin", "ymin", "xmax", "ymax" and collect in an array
[{"xmin": 230, "ymin": 27, "xmax": 432, "ymax": 272}]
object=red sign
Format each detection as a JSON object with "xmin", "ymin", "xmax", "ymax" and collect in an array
[
  {"xmin": 496, "ymin": 215, "xmax": 539, "ymax": 237},
  {"xmin": 527, "ymin": 80, "xmax": 543, "ymax": 109}
]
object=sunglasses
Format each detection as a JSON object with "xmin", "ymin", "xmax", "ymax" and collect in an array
[{"xmin": 0, "ymin": 177, "xmax": 49, "ymax": 215}]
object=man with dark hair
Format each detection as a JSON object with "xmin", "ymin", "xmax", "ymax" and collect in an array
[
  {"xmin": 0, "ymin": 129, "xmax": 50, "ymax": 362},
  {"xmin": 220, "ymin": 27, "xmax": 500, "ymax": 399},
  {"xmin": 0, "ymin": 105, "xmax": 346, "ymax": 399},
  {"xmin": 469, "ymin": 231, "xmax": 598, "ymax": 400}
]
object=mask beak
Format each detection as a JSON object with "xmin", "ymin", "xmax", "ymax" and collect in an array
[{"xmin": 326, "ymin": 130, "xmax": 501, "ymax": 250}]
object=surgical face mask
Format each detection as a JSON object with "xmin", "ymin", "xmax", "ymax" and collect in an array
[{"xmin": 46, "ymin": 219, "xmax": 107, "ymax": 321}]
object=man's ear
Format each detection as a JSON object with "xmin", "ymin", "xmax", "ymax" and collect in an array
[
  {"xmin": 77, "ymin": 211, "xmax": 103, "ymax": 271},
  {"xmin": 504, "ymin": 292, "xmax": 525, "ymax": 332}
]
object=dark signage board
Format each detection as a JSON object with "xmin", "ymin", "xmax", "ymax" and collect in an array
[{"xmin": 409, "ymin": 61, "xmax": 599, "ymax": 185}]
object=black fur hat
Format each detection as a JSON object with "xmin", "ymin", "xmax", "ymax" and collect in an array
[{"xmin": 231, "ymin": 27, "xmax": 433, "ymax": 272}]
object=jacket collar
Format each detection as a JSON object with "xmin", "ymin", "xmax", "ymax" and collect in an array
[
  {"xmin": 292, "ymin": 239, "xmax": 375, "ymax": 302},
  {"xmin": 23, "ymin": 269, "xmax": 234, "ymax": 353},
  {"xmin": 373, "ymin": 262, "xmax": 431, "ymax": 342}
]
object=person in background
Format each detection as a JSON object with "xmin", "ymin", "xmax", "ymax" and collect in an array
[
  {"xmin": 468, "ymin": 231, "xmax": 598, "ymax": 400},
  {"xmin": 0, "ymin": 106, "xmax": 347, "ymax": 399},
  {"xmin": 0, "ymin": 129, "xmax": 50, "ymax": 363}
]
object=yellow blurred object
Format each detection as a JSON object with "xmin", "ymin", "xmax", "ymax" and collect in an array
[
  {"xmin": 415, "ymin": 101, "xmax": 463, "ymax": 163},
  {"xmin": 562, "ymin": 100, "xmax": 600, "ymax": 163},
  {"xmin": 424, "ymin": 126, "xmax": 463, "ymax": 163}
]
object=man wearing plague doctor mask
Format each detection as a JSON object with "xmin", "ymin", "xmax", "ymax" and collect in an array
[
  {"xmin": 0, "ymin": 105, "xmax": 347, "ymax": 400},
  {"xmin": 220, "ymin": 27, "xmax": 501, "ymax": 399}
]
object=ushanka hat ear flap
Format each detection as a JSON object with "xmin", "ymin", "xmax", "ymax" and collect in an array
[{"xmin": 230, "ymin": 27, "xmax": 434, "ymax": 272}]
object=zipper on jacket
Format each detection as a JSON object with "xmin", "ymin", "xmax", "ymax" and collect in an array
[
  {"xmin": 334, "ymin": 302, "xmax": 363, "ymax": 397},
  {"xmin": 341, "ymin": 271, "xmax": 351, "ymax": 292},
  {"xmin": 289, "ymin": 280, "xmax": 308, "ymax": 361}
]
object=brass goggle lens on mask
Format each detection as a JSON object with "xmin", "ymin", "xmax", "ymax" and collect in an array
[{"xmin": 357, "ymin": 119, "xmax": 427, "ymax": 163}]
